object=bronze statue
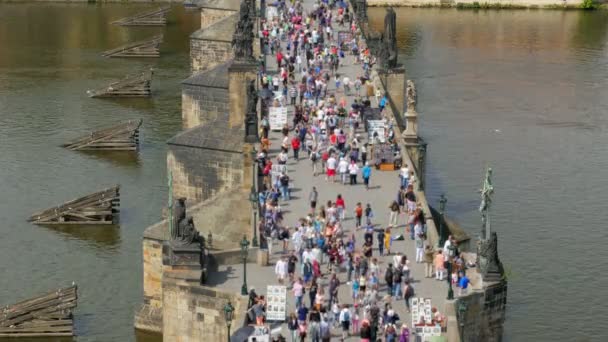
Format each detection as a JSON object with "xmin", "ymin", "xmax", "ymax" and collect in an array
[
  {"xmin": 171, "ymin": 198, "xmax": 186, "ymax": 240},
  {"xmin": 232, "ymin": 0, "xmax": 255, "ymax": 62},
  {"xmin": 383, "ymin": 8, "xmax": 398, "ymax": 69},
  {"xmin": 479, "ymin": 168, "xmax": 494, "ymax": 239},
  {"xmin": 245, "ymin": 79, "xmax": 259, "ymax": 142},
  {"xmin": 477, "ymin": 232, "xmax": 505, "ymax": 282}
]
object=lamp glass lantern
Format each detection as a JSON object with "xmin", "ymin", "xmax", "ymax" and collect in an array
[{"xmin": 223, "ymin": 301, "xmax": 234, "ymax": 342}]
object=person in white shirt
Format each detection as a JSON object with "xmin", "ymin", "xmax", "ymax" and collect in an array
[
  {"xmin": 339, "ymin": 306, "xmax": 351, "ymax": 340},
  {"xmin": 399, "ymin": 165, "xmax": 409, "ymax": 188},
  {"xmin": 338, "ymin": 157, "xmax": 349, "ymax": 184},
  {"xmin": 326, "ymin": 155, "xmax": 337, "ymax": 182},
  {"xmin": 348, "ymin": 161, "xmax": 359, "ymax": 185},
  {"xmin": 302, "ymin": 248, "xmax": 313, "ymax": 264},
  {"xmin": 275, "ymin": 257, "xmax": 288, "ymax": 284}
]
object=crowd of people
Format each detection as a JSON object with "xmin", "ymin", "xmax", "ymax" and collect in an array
[{"xmin": 246, "ymin": 0, "xmax": 472, "ymax": 341}]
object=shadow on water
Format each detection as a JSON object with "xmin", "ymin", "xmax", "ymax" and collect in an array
[{"xmin": 38, "ymin": 224, "xmax": 121, "ymax": 249}]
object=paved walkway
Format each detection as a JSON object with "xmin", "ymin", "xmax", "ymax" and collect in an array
[{"xmin": 213, "ymin": 2, "xmax": 448, "ymax": 340}]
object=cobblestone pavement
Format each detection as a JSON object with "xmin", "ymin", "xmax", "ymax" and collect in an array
[{"xmin": 211, "ymin": 2, "xmax": 449, "ymax": 340}]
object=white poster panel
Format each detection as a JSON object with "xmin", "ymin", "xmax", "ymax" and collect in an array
[
  {"xmin": 367, "ymin": 120, "xmax": 386, "ymax": 143},
  {"xmin": 269, "ymin": 107, "xmax": 288, "ymax": 131},
  {"xmin": 266, "ymin": 285, "xmax": 287, "ymax": 321}
]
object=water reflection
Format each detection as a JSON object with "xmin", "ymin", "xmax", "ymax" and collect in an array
[{"xmin": 40, "ymin": 224, "xmax": 121, "ymax": 249}]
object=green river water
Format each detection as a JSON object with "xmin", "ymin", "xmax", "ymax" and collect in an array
[{"xmin": 0, "ymin": 4, "xmax": 607, "ymax": 341}]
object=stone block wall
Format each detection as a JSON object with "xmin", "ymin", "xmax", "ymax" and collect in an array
[
  {"xmin": 167, "ymin": 146, "xmax": 244, "ymax": 204},
  {"xmin": 200, "ymin": 8, "xmax": 235, "ymax": 29},
  {"xmin": 162, "ymin": 273, "xmax": 247, "ymax": 342},
  {"xmin": 455, "ymin": 281, "xmax": 508, "ymax": 342},
  {"xmin": 366, "ymin": 0, "xmax": 583, "ymax": 7},
  {"xmin": 190, "ymin": 39, "xmax": 233, "ymax": 74},
  {"xmin": 182, "ymin": 84, "xmax": 229, "ymax": 130}
]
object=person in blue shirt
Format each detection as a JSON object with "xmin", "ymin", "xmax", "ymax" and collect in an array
[
  {"xmin": 379, "ymin": 93, "xmax": 388, "ymax": 110},
  {"xmin": 458, "ymin": 273, "xmax": 470, "ymax": 296},
  {"xmin": 361, "ymin": 162, "xmax": 372, "ymax": 190}
]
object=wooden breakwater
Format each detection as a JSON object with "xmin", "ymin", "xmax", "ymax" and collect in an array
[
  {"xmin": 88, "ymin": 70, "xmax": 152, "ymax": 98},
  {"xmin": 112, "ymin": 6, "xmax": 170, "ymax": 26},
  {"xmin": 102, "ymin": 35, "xmax": 163, "ymax": 58},
  {"xmin": 0, "ymin": 285, "xmax": 78, "ymax": 337},
  {"xmin": 62, "ymin": 119, "xmax": 142, "ymax": 151},
  {"xmin": 28, "ymin": 186, "xmax": 120, "ymax": 225}
]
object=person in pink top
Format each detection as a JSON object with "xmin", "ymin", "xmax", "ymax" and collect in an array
[
  {"xmin": 293, "ymin": 277, "xmax": 304, "ymax": 309},
  {"xmin": 434, "ymin": 250, "xmax": 446, "ymax": 281}
]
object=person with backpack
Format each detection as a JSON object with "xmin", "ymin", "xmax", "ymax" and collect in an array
[
  {"xmin": 403, "ymin": 281, "xmax": 415, "ymax": 313},
  {"xmin": 339, "ymin": 305, "xmax": 351, "ymax": 340},
  {"xmin": 384, "ymin": 263, "xmax": 394, "ymax": 296},
  {"xmin": 319, "ymin": 317, "xmax": 331, "ymax": 342},
  {"xmin": 280, "ymin": 172, "xmax": 290, "ymax": 201},
  {"xmin": 365, "ymin": 203, "xmax": 374, "ymax": 225},
  {"xmin": 310, "ymin": 147, "xmax": 320, "ymax": 176},
  {"xmin": 392, "ymin": 266, "xmax": 402, "ymax": 299}
]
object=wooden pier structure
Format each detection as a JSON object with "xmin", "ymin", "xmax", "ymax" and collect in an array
[
  {"xmin": 102, "ymin": 35, "xmax": 163, "ymax": 58},
  {"xmin": 112, "ymin": 6, "xmax": 170, "ymax": 26},
  {"xmin": 28, "ymin": 186, "xmax": 120, "ymax": 225},
  {"xmin": 88, "ymin": 70, "xmax": 152, "ymax": 98},
  {"xmin": 0, "ymin": 284, "xmax": 78, "ymax": 337},
  {"xmin": 62, "ymin": 119, "xmax": 142, "ymax": 151}
]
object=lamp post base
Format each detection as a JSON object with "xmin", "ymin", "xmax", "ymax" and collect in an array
[{"xmin": 241, "ymin": 284, "xmax": 248, "ymax": 296}]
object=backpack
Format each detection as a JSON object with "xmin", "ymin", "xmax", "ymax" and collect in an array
[{"xmin": 342, "ymin": 310, "xmax": 350, "ymax": 322}]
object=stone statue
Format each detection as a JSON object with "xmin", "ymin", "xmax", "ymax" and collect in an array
[
  {"xmin": 171, "ymin": 198, "xmax": 186, "ymax": 240},
  {"xmin": 406, "ymin": 80, "xmax": 417, "ymax": 113},
  {"xmin": 479, "ymin": 167, "xmax": 494, "ymax": 240},
  {"xmin": 383, "ymin": 8, "xmax": 398, "ymax": 69},
  {"xmin": 356, "ymin": 0, "xmax": 367, "ymax": 22},
  {"xmin": 477, "ymin": 231, "xmax": 505, "ymax": 282},
  {"xmin": 175, "ymin": 216, "xmax": 199, "ymax": 246},
  {"xmin": 232, "ymin": 0, "xmax": 255, "ymax": 62},
  {"xmin": 377, "ymin": 34, "xmax": 391, "ymax": 70},
  {"xmin": 245, "ymin": 79, "xmax": 259, "ymax": 142}
]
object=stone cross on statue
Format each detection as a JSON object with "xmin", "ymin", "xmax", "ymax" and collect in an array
[{"xmin": 479, "ymin": 167, "xmax": 494, "ymax": 240}]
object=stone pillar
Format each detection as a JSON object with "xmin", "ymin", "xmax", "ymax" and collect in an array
[
  {"xmin": 445, "ymin": 300, "xmax": 461, "ymax": 342},
  {"xmin": 228, "ymin": 61, "xmax": 258, "ymax": 192},
  {"xmin": 382, "ymin": 67, "xmax": 406, "ymax": 116}
]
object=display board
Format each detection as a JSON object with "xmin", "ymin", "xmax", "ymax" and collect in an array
[
  {"xmin": 367, "ymin": 120, "xmax": 386, "ymax": 143},
  {"xmin": 411, "ymin": 297, "xmax": 442, "ymax": 340},
  {"xmin": 269, "ymin": 107, "xmax": 288, "ymax": 131},
  {"xmin": 265, "ymin": 285, "xmax": 287, "ymax": 321}
]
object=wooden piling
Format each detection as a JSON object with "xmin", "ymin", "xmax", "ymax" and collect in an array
[
  {"xmin": 0, "ymin": 285, "xmax": 78, "ymax": 337},
  {"xmin": 112, "ymin": 6, "xmax": 170, "ymax": 26},
  {"xmin": 88, "ymin": 70, "xmax": 152, "ymax": 98},
  {"xmin": 62, "ymin": 119, "xmax": 142, "ymax": 151},
  {"xmin": 102, "ymin": 35, "xmax": 163, "ymax": 58},
  {"xmin": 28, "ymin": 186, "xmax": 120, "ymax": 225}
]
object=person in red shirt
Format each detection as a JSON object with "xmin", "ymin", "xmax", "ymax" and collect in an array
[
  {"xmin": 263, "ymin": 160, "xmax": 272, "ymax": 189},
  {"xmin": 276, "ymin": 51, "xmax": 284, "ymax": 67},
  {"xmin": 291, "ymin": 135, "xmax": 301, "ymax": 160},
  {"xmin": 336, "ymin": 194, "xmax": 346, "ymax": 221}
]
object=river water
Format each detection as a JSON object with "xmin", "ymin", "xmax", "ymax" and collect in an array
[
  {"xmin": 370, "ymin": 8, "xmax": 608, "ymax": 342},
  {"xmin": 1, "ymin": 3, "xmax": 606, "ymax": 342},
  {"xmin": 0, "ymin": 4, "xmax": 198, "ymax": 341}
]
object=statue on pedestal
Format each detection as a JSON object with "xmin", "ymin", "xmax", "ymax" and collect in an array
[
  {"xmin": 476, "ymin": 168, "xmax": 504, "ymax": 282},
  {"xmin": 232, "ymin": 0, "xmax": 255, "ymax": 63}
]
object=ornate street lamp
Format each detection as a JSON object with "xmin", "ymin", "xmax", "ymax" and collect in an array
[
  {"xmin": 223, "ymin": 301, "xmax": 234, "ymax": 342},
  {"xmin": 240, "ymin": 236, "xmax": 250, "ymax": 295},
  {"xmin": 249, "ymin": 149, "xmax": 259, "ymax": 247},
  {"xmin": 438, "ymin": 194, "xmax": 447, "ymax": 247},
  {"xmin": 457, "ymin": 300, "xmax": 468, "ymax": 341}
]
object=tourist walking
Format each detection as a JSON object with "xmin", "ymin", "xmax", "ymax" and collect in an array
[{"xmin": 424, "ymin": 245, "xmax": 435, "ymax": 278}]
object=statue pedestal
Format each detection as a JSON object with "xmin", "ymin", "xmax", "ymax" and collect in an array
[
  {"xmin": 379, "ymin": 67, "xmax": 406, "ymax": 116},
  {"xmin": 162, "ymin": 241, "xmax": 202, "ymax": 270}
]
